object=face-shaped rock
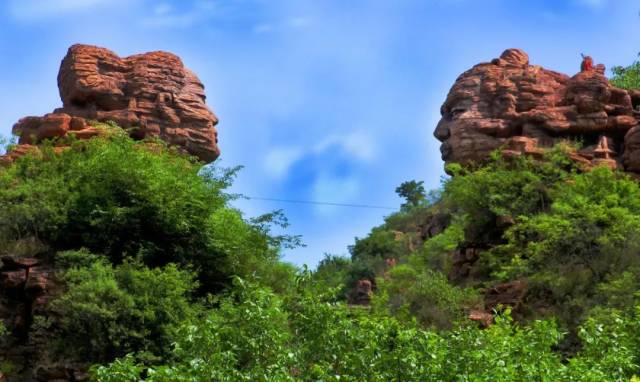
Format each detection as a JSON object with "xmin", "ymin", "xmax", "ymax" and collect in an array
[
  {"xmin": 12, "ymin": 44, "xmax": 220, "ymax": 163},
  {"xmin": 434, "ymin": 49, "xmax": 639, "ymax": 173}
]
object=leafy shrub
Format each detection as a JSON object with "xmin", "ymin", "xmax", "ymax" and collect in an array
[
  {"xmin": 0, "ymin": 133, "xmax": 289, "ymax": 292},
  {"xmin": 373, "ymin": 263, "xmax": 480, "ymax": 328},
  {"xmin": 92, "ymin": 279, "xmax": 640, "ymax": 381},
  {"xmin": 347, "ymin": 228, "xmax": 409, "ymax": 290},
  {"xmin": 421, "ymin": 218, "xmax": 464, "ymax": 273},
  {"xmin": 443, "ymin": 149, "xmax": 575, "ymax": 243},
  {"xmin": 610, "ymin": 55, "xmax": 640, "ymax": 89},
  {"xmin": 94, "ymin": 278, "xmax": 294, "ymax": 381},
  {"xmin": 51, "ymin": 254, "xmax": 200, "ymax": 363},
  {"xmin": 485, "ymin": 167, "xmax": 640, "ymax": 325},
  {"xmin": 310, "ymin": 254, "xmax": 352, "ymax": 297}
]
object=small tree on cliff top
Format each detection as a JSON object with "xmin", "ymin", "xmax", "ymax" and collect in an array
[
  {"xmin": 610, "ymin": 54, "xmax": 640, "ymax": 89},
  {"xmin": 396, "ymin": 180, "xmax": 426, "ymax": 209}
]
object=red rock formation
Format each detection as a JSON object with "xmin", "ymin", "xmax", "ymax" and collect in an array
[
  {"xmin": 0, "ymin": 253, "xmax": 75, "ymax": 380},
  {"xmin": 351, "ymin": 279, "xmax": 373, "ymax": 305},
  {"xmin": 13, "ymin": 113, "xmax": 103, "ymax": 146},
  {"xmin": 0, "ymin": 145, "xmax": 39, "ymax": 167},
  {"xmin": 580, "ymin": 54, "xmax": 594, "ymax": 72},
  {"xmin": 463, "ymin": 281, "xmax": 528, "ymax": 328},
  {"xmin": 468, "ymin": 309, "xmax": 493, "ymax": 328},
  {"xmin": 7, "ymin": 44, "xmax": 219, "ymax": 164},
  {"xmin": 434, "ymin": 49, "xmax": 640, "ymax": 173}
]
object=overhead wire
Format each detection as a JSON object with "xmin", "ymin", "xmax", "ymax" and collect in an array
[{"xmin": 244, "ymin": 196, "xmax": 396, "ymax": 210}]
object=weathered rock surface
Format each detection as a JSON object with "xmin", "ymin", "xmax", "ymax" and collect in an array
[
  {"xmin": 7, "ymin": 44, "xmax": 219, "ymax": 163},
  {"xmin": 434, "ymin": 49, "xmax": 640, "ymax": 173},
  {"xmin": 350, "ymin": 279, "xmax": 374, "ymax": 305},
  {"xmin": 0, "ymin": 253, "xmax": 80, "ymax": 381}
]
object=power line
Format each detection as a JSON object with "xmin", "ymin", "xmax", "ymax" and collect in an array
[{"xmin": 244, "ymin": 196, "xmax": 396, "ymax": 210}]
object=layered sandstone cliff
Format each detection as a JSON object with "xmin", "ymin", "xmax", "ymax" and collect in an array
[
  {"xmin": 434, "ymin": 48, "xmax": 640, "ymax": 173},
  {"xmin": 6, "ymin": 44, "xmax": 220, "ymax": 163}
]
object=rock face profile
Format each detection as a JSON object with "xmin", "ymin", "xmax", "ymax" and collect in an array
[
  {"xmin": 434, "ymin": 49, "xmax": 640, "ymax": 173},
  {"xmin": 9, "ymin": 44, "xmax": 220, "ymax": 163},
  {"xmin": 0, "ymin": 45, "xmax": 221, "ymax": 380}
]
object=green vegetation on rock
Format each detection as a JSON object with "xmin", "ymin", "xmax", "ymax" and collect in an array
[
  {"xmin": 0, "ymin": 134, "xmax": 291, "ymax": 293},
  {"xmin": 3, "ymin": 127, "xmax": 640, "ymax": 380},
  {"xmin": 611, "ymin": 54, "xmax": 640, "ymax": 89}
]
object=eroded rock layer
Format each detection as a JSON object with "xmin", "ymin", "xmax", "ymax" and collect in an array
[
  {"xmin": 9, "ymin": 44, "xmax": 220, "ymax": 163},
  {"xmin": 434, "ymin": 49, "xmax": 640, "ymax": 173}
]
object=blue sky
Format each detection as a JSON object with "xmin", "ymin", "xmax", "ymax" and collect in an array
[{"xmin": 1, "ymin": 0, "xmax": 639, "ymax": 267}]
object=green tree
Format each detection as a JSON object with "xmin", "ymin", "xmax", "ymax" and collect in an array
[
  {"xmin": 611, "ymin": 54, "xmax": 640, "ymax": 89},
  {"xmin": 395, "ymin": 180, "xmax": 426, "ymax": 208},
  {"xmin": 311, "ymin": 254, "xmax": 351, "ymax": 296},
  {"xmin": 93, "ymin": 279, "xmax": 640, "ymax": 381},
  {"xmin": 0, "ymin": 132, "xmax": 294, "ymax": 293},
  {"xmin": 51, "ymin": 253, "xmax": 200, "ymax": 363},
  {"xmin": 373, "ymin": 263, "xmax": 481, "ymax": 329}
]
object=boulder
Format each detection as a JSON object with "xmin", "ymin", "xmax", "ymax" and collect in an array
[
  {"xmin": 485, "ymin": 280, "xmax": 527, "ymax": 313},
  {"xmin": 6, "ymin": 44, "xmax": 220, "ymax": 164},
  {"xmin": 468, "ymin": 310, "xmax": 493, "ymax": 328},
  {"xmin": 351, "ymin": 279, "xmax": 374, "ymax": 305},
  {"xmin": 434, "ymin": 49, "xmax": 639, "ymax": 173}
]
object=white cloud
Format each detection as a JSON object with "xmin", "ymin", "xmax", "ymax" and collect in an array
[
  {"xmin": 253, "ymin": 23, "xmax": 274, "ymax": 34},
  {"xmin": 141, "ymin": 12, "xmax": 201, "ymax": 28},
  {"xmin": 263, "ymin": 146, "xmax": 304, "ymax": 179},
  {"xmin": 288, "ymin": 17, "xmax": 312, "ymax": 29},
  {"xmin": 153, "ymin": 3, "xmax": 172, "ymax": 15},
  {"xmin": 574, "ymin": 0, "xmax": 607, "ymax": 9},
  {"xmin": 7, "ymin": 0, "xmax": 128, "ymax": 20},
  {"xmin": 253, "ymin": 17, "xmax": 311, "ymax": 34},
  {"xmin": 314, "ymin": 131, "xmax": 376, "ymax": 162},
  {"xmin": 141, "ymin": 0, "xmax": 219, "ymax": 28},
  {"xmin": 311, "ymin": 174, "xmax": 360, "ymax": 216}
]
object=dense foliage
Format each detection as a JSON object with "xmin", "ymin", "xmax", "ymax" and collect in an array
[
  {"xmin": 610, "ymin": 54, "xmax": 640, "ymax": 89},
  {"xmin": 93, "ymin": 279, "xmax": 640, "ymax": 381},
  {"xmin": 0, "ymin": 131, "xmax": 297, "ymax": 376},
  {"xmin": 0, "ymin": 132, "xmax": 291, "ymax": 293},
  {"xmin": 51, "ymin": 251, "xmax": 200, "ymax": 363},
  {"xmin": 87, "ymin": 140, "xmax": 640, "ymax": 380},
  {"xmin": 441, "ymin": 150, "xmax": 640, "ymax": 328},
  {"xmin": 3, "ymin": 127, "xmax": 640, "ymax": 380}
]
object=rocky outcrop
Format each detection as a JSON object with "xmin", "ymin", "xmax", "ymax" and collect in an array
[
  {"xmin": 434, "ymin": 49, "xmax": 640, "ymax": 173},
  {"xmin": 350, "ymin": 279, "xmax": 374, "ymax": 305},
  {"xmin": 0, "ymin": 44, "xmax": 222, "ymax": 380},
  {"xmin": 0, "ymin": 254, "xmax": 82, "ymax": 381},
  {"xmin": 431, "ymin": 50, "xmax": 640, "ymax": 323},
  {"xmin": 6, "ymin": 44, "xmax": 219, "ymax": 163},
  {"xmin": 484, "ymin": 280, "xmax": 527, "ymax": 314}
]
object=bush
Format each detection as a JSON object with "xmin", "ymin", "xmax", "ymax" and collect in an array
[
  {"xmin": 94, "ymin": 279, "xmax": 294, "ymax": 381},
  {"xmin": 610, "ymin": 55, "xmax": 640, "ymax": 89},
  {"xmin": 92, "ymin": 279, "xmax": 640, "ymax": 381},
  {"xmin": 309, "ymin": 254, "xmax": 351, "ymax": 298},
  {"xmin": 442, "ymin": 149, "xmax": 575, "ymax": 243},
  {"xmin": 486, "ymin": 167, "xmax": 640, "ymax": 325},
  {"xmin": 51, "ymin": 253, "xmax": 200, "ymax": 363},
  {"xmin": 373, "ymin": 263, "xmax": 481, "ymax": 329},
  {"xmin": 0, "ymin": 133, "xmax": 289, "ymax": 293}
]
